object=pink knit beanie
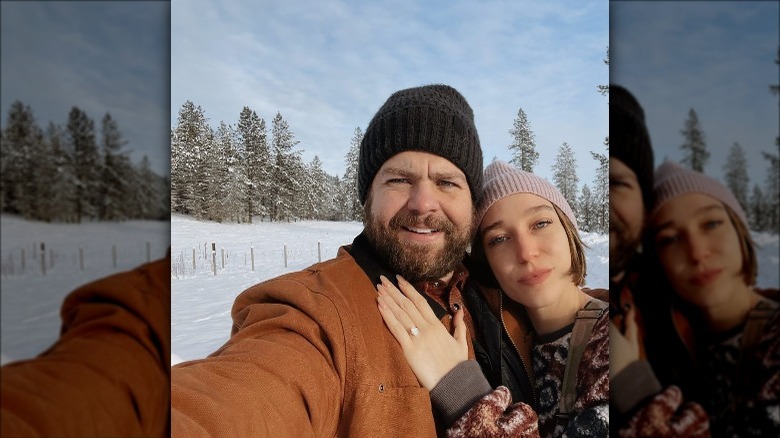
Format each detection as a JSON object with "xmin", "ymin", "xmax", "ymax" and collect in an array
[
  {"xmin": 652, "ymin": 160, "xmax": 748, "ymax": 225},
  {"xmin": 476, "ymin": 160, "xmax": 578, "ymax": 230}
]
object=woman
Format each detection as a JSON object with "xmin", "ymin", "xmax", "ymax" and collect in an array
[
  {"xmin": 376, "ymin": 160, "xmax": 609, "ymax": 437},
  {"xmin": 614, "ymin": 161, "xmax": 779, "ymax": 437}
]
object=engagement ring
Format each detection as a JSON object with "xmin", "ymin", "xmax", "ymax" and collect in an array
[{"xmin": 410, "ymin": 326, "xmax": 420, "ymax": 337}]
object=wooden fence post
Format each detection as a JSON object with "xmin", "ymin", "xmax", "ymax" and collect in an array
[
  {"xmin": 284, "ymin": 244, "xmax": 288, "ymax": 268},
  {"xmin": 251, "ymin": 246, "xmax": 255, "ymax": 271},
  {"xmin": 211, "ymin": 242, "xmax": 217, "ymax": 275},
  {"xmin": 40, "ymin": 243, "xmax": 46, "ymax": 276}
]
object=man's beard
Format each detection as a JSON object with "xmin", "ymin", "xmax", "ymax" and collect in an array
[
  {"xmin": 364, "ymin": 199, "xmax": 474, "ymax": 283},
  {"xmin": 609, "ymin": 211, "xmax": 642, "ymax": 278}
]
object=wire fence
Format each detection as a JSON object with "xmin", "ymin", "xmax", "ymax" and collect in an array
[
  {"xmin": 171, "ymin": 240, "xmax": 341, "ymax": 278},
  {"xmin": 1, "ymin": 241, "xmax": 162, "ymax": 278}
]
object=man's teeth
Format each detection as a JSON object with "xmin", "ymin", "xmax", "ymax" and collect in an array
[{"xmin": 407, "ymin": 227, "xmax": 437, "ymax": 234}]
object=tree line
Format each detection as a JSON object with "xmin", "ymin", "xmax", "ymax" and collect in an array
[
  {"xmin": 0, "ymin": 102, "xmax": 169, "ymax": 222},
  {"xmin": 170, "ymin": 100, "xmax": 611, "ymax": 233}
]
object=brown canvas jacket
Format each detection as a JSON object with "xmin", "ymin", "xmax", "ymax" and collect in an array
[
  {"xmin": 1, "ymin": 255, "xmax": 171, "ymax": 437},
  {"xmin": 171, "ymin": 237, "xmax": 473, "ymax": 437}
]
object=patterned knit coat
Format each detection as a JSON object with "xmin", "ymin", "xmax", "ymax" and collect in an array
[
  {"xmin": 618, "ymin": 297, "xmax": 780, "ymax": 437},
  {"xmin": 446, "ymin": 305, "xmax": 609, "ymax": 437}
]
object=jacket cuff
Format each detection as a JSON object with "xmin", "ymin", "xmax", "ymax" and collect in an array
[
  {"xmin": 611, "ymin": 360, "xmax": 662, "ymax": 414},
  {"xmin": 429, "ymin": 360, "xmax": 493, "ymax": 428}
]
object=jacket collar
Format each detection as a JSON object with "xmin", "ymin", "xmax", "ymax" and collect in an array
[{"xmin": 344, "ymin": 232, "xmax": 449, "ymax": 319}]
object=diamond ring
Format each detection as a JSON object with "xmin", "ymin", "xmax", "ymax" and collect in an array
[{"xmin": 410, "ymin": 326, "xmax": 421, "ymax": 337}]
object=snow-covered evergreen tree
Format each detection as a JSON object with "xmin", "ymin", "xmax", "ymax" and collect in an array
[
  {"xmin": 1, "ymin": 101, "xmax": 44, "ymax": 219},
  {"xmin": 761, "ymin": 144, "xmax": 779, "ymax": 233},
  {"xmin": 171, "ymin": 101, "xmax": 212, "ymax": 217},
  {"xmin": 270, "ymin": 112, "xmax": 302, "ymax": 221},
  {"xmin": 237, "ymin": 106, "xmax": 270, "ymax": 222},
  {"xmin": 67, "ymin": 107, "xmax": 101, "ymax": 222},
  {"xmin": 749, "ymin": 184, "xmax": 766, "ymax": 231},
  {"xmin": 590, "ymin": 151, "xmax": 609, "ymax": 233},
  {"xmin": 342, "ymin": 127, "xmax": 363, "ymax": 221},
  {"xmin": 508, "ymin": 108, "xmax": 538, "ymax": 172},
  {"xmin": 552, "ymin": 142, "xmax": 579, "ymax": 212},
  {"xmin": 576, "ymin": 184, "xmax": 596, "ymax": 232},
  {"xmin": 98, "ymin": 113, "xmax": 132, "ymax": 221},
  {"xmin": 679, "ymin": 108, "xmax": 709, "ymax": 172},
  {"xmin": 722, "ymin": 142, "xmax": 749, "ymax": 214}
]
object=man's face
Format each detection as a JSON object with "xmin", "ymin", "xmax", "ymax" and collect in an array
[
  {"xmin": 364, "ymin": 151, "xmax": 475, "ymax": 283},
  {"xmin": 609, "ymin": 157, "xmax": 645, "ymax": 278}
]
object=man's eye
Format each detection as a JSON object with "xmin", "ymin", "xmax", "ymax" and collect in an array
[
  {"xmin": 438, "ymin": 180, "xmax": 457, "ymax": 188},
  {"xmin": 387, "ymin": 178, "xmax": 409, "ymax": 184}
]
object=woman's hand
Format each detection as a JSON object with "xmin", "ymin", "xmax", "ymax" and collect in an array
[
  {"xmin": 376, "ymin": 275, "xmax": 468, "ymax": 391},
  {"xmin": 609, "ymin": 306, "xmax": 640, "ymax": 378}
]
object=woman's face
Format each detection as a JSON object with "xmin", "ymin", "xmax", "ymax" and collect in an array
[
  {"xmin": 651, "ymin": 193, "xmax": 745, "ymax": 309},
  {"xmin": 480, "ymin": 193, "xmax": 574, "ymax": 310}
]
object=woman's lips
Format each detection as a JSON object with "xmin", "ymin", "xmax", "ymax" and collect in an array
[
  {"xmin": 518, "ymin": 268, "xmax": 552, "ymax": 286},
  {"xmin": 690, "ymin": 268, "xmax": 723, "ymax": 287}
]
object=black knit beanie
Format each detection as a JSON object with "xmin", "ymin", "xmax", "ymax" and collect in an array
[
  {"xmin": 610, "ymin": 84, "xmax": 655, "ymax": 209},
  {"xmin": 358, "ymin": 84, "xmax": 483, "ymax": 204}
]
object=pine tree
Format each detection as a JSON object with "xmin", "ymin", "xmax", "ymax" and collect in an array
[
  {"xmin": 508, "ymin": 108, "xmax": 539, "ymax": 172},
  {"xmin": 270, "ymin": 112, "xmax": 301, "ymax": 221},
  {"xmin": 43, "ymin": 122, "xmax": 77, "ymax": 222},
  {"xmin": 98, "ymin": 113, "xmax": 131, "ymax": 221},
  {"xmin": 238, "ymin": 106, "xmax": 270, "ymax": 223},
  {"xmin": 597, "ymin": 47, "xmax": 609, "ymax": 96},
  {"xmin": 552, "ymin": 142, "xmax": 579, "ymax": 211},
  {"xmin": 722, "ymin": 142, "xmax": 749, "ymax": 214},
  {"xmin": 679, "ymin": 108, "xmax": 709, "ymax": 172},
  {"xmin": 67, "ymin": 107, "xmax": 101, "ymax": 222},
  {"xmin": 749, "ymin": 184, "xmax": 766, "ymax": 231},
  {"xmin": 343, "ymin": 127, "xmax": 363, "ymax": 221},
  {"xmin": 1, "ymin": 101, "xmax": 44, "ymax": 219},
  {"xmin": 577, "ymin": 184, "xmax": 596, "ymax": 232},
  {"xmin": 171, "ymin": 101, "xmax": 212, "ymax": 217},
  {"xmin": 761, "ymin": 144, "xmax": 779, "ymax": 233},
  {"xmin": 590, "ymin": 151, "xmax": 609, "ymax": 233}
]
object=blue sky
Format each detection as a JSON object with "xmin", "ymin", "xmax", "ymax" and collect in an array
[
  {"xmin": 611, "ymin": 1, "xmax": 779, "ymax": 186},
  {"xmin": 0, "ymin": 1, "xmax": 170, "ymax": 176},
  {"xmin": 172, "ymin": 0, "xmax": 609, "ymax": 185}
]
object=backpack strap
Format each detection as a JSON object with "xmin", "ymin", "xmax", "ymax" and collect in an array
[
  {"xmin": 742, "ymin": 299, "xmax": 778, "ymax": 351},
  {"xmin": 557, "ymin": 299, "xmax": 608, "ymax": 422}
]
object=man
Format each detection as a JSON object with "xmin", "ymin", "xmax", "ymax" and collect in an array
[
  {"xmin": 607, "ymin": 83, "xmax": 661, "ymax": 423},
  {"xmin": 171, "ymin": 84, "xmax": 528, "ymax": 436}
]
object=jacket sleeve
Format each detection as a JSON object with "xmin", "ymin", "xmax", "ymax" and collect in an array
[
  {"xmin": 171, "ymin": 276, "xmax": 347, "ymax": 437},
  {"xmin": 618, "ymin": 386, "xmax": 709, "ymax": 437},
  {"xmin": 1, "ymin": 255, "xmax": 171, "ymax": 437}
]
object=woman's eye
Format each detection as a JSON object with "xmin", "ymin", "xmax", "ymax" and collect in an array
[
  {"xmin": 655, "ymin": 235, "xmax": 676, "ymax": 248},
  {"xmin": 533, "ymin": 220, "xmax": 552, "ymax": 230},
  {"xmin": 487, "ymin": 235, "xmax": 508, "ymax": 246},
  {"xmin": 703, "ymin": 220, "xmax": 723, "ymax": 230}
]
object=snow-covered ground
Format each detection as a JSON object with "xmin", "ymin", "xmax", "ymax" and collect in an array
[
  {"xmin": 2, "ymin": 214, "xmax": 777, "ymax": 368},
  {"xmin": 0, "ymin": 215, "xmax": 169, "ymax": 365},
  {"xmin": 168, "ymin": 214, "xmax": 611, "ymax": 364}
]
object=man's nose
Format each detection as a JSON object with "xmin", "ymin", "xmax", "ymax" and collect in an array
[{"xmin": 406, "ymin": 182, "xmax": 438, "ymax": 214}]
